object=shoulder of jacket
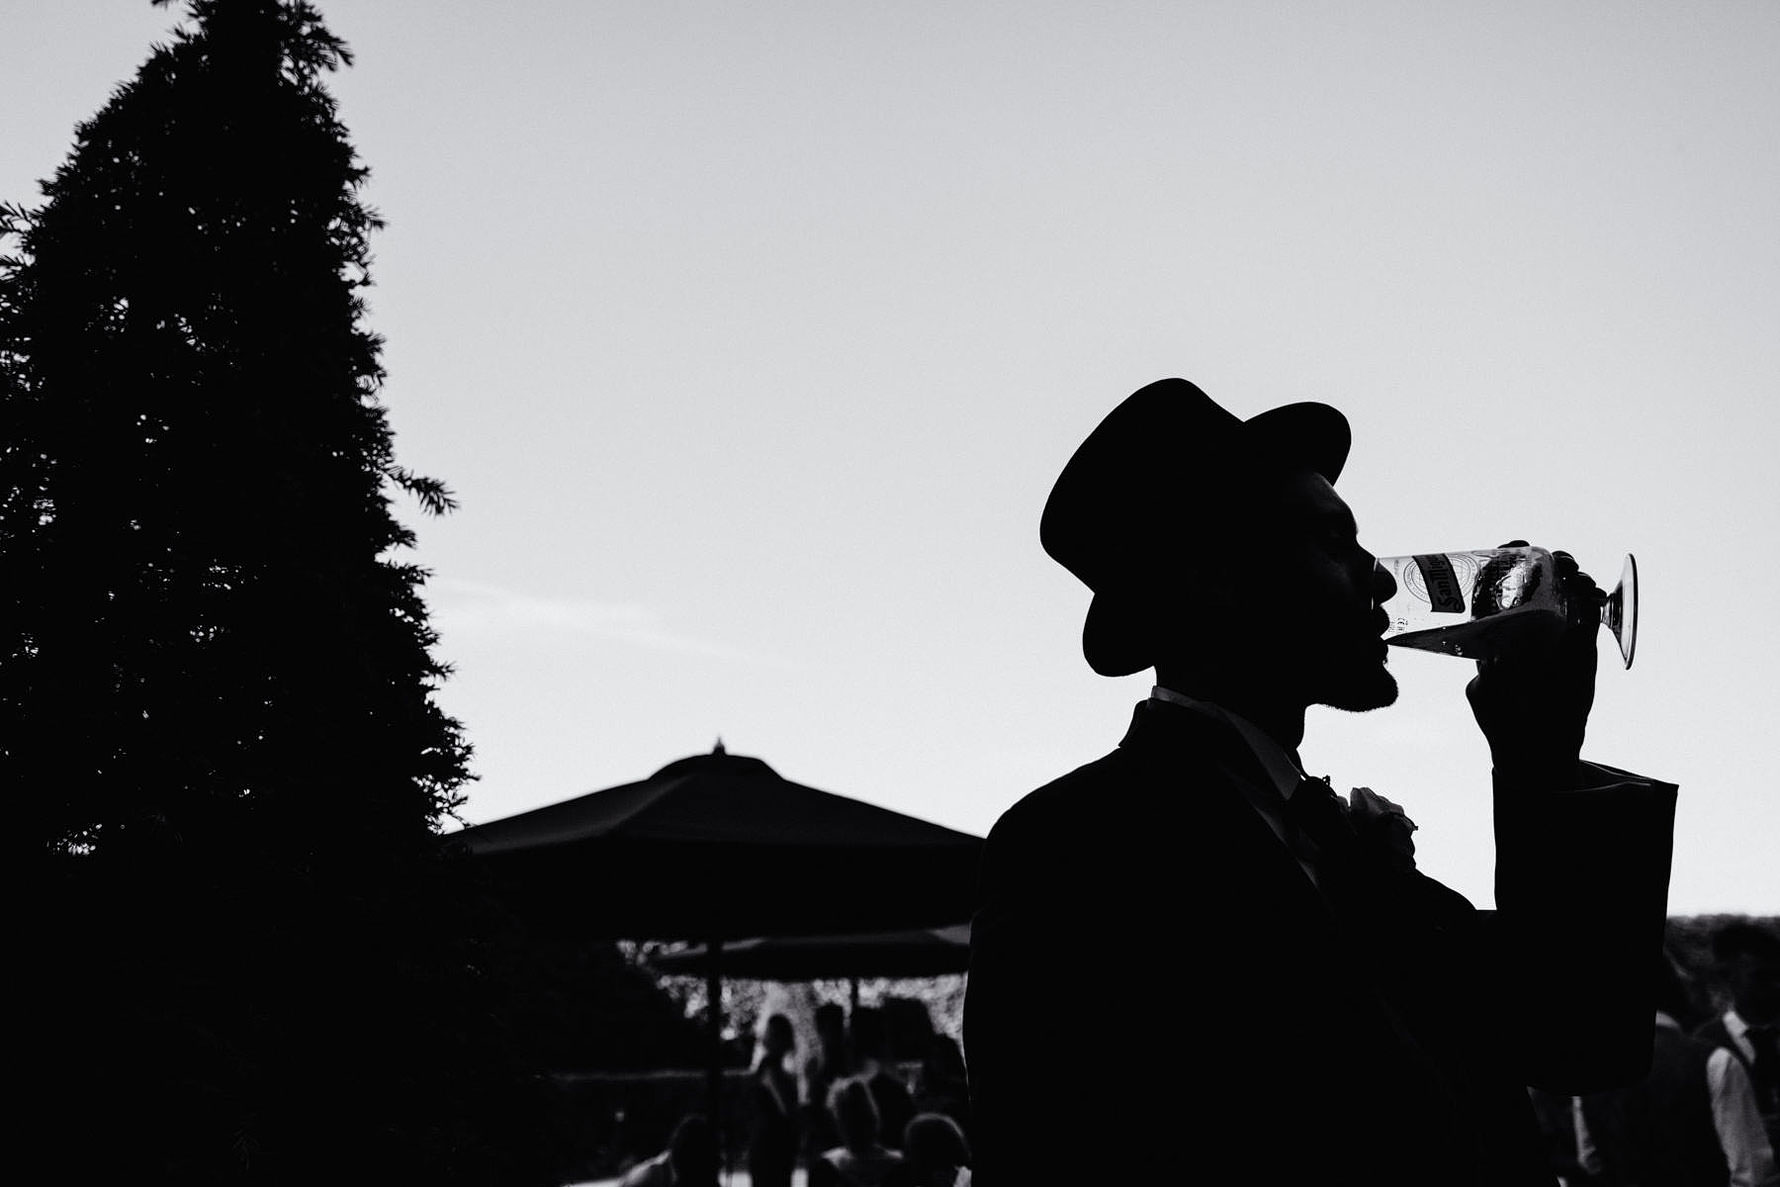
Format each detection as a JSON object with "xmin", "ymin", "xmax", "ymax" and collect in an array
[{"xmin": 986, "ymin": 748, "xmax": 1134, "ymax": 835}]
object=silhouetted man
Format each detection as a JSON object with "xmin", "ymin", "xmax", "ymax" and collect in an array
[{"xmin": 963, "ymin": 378, "xmax": 1678, "ymax": 1187}]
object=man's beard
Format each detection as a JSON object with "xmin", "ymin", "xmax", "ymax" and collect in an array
[
  {"xmin": 1307, "ymin": 632, "xmax": 1400, "ymax": 712},
  {"xmin": 1316, "ymin": 661, "xmax": 1400, "ymax": 712},
  {"xmin": 1202, "ymin": 612, "xmax": 1399, "ymax": 711}
]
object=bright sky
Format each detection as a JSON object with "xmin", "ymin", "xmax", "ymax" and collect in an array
[{"xmin": 6, "ymin": 2, "xmax": 1777, "ymax": 916}]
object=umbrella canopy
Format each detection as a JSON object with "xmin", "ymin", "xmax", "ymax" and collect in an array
[
  {"xmin": 444, "ymin": 743, "xmax": 984, "ymax": 942},
  {"xmin": 649, "ymin": 922, "xmax": 973, "ymax": 981},
  {"xmin": 446, "ymin": 744, "xmax": 984, "ymax": 1150}
]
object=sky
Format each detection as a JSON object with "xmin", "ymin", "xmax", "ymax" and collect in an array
[{"xmin": 5, "ymin": 1, "xmax": 1777, "ymax": 917}]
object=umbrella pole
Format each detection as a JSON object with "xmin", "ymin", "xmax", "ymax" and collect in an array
[
  {"xmin": 850, "ymin": 974, "xmax": 860, "ymax": 1015},
  {"xmin": 707, "ymin": 938, "xmax": 724, "ymax": 1179}
]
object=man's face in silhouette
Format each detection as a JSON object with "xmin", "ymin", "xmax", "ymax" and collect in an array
[{"xmin": 1232, "ymin": 467, "xmax": 1398, "ymax": 712}]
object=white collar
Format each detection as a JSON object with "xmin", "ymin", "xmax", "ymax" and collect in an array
[{"xmin": 1725, "ymin": 1008, "xmax": 1761, "ymax": 1039}]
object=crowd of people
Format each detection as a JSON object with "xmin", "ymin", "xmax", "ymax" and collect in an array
[
  {"xmin": 618, "ymin": 917, "xmax": 1774, "ymax": 1187},
  {"xmin": 618, "ymin": 1000, "xmax": 973, "ymax": 1187},
  {"xmin": 1531, "ymin": 921, "xmax": 1780, "ymax": 1187}
]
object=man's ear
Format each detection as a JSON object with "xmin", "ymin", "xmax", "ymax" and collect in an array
[
  {"xmin": 1177, "ymin": 552, "xmax": 1243, "ymax": 617},
  {"xmin": 1199, "ymin": 566, "xmax": 1243, "ymax": 615},
  {"xmin": 1139, "ymin": 563, "xmax": 1234, "ymax": 666}
]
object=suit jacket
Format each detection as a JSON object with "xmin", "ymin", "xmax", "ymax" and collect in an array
[{"xmin": 963, "ymin": 698, "xmax": 1677, "ymax": 1187}]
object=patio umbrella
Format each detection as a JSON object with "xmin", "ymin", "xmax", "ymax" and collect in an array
[
  {"xmin": 443, "ymin": 742, "xmax": 982, "ymax": 942},
  {"xmin": 442, "ymin": 742, "xmax": 984, "ymax": 1147}
]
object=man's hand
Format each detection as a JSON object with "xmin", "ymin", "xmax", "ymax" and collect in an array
[{"xmin": 1465, "ymin": 541, "xmax": 1603, "ymax": 788}]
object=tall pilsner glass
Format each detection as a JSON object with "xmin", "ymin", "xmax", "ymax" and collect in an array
[{"xmin": 1376, "ymin": 546, "xmax": 1638, "ymax": 670}]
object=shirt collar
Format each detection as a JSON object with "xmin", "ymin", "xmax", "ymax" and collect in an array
[{"xmin": 1150, "ymin": 685, "xmax": 1312, "ymax": 803}]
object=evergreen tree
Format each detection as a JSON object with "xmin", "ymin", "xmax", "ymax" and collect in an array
[{"xmin": 3, "ymin": 3, "xmax": 555, "ymax": 1181}]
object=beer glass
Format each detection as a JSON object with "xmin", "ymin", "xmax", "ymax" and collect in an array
[{"xmin": 1376, "ymin": 546, "xmax": 1637, "ymax": 670}]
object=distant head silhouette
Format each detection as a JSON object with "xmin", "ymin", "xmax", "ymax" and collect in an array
[
  {"xmin": 901, "ymin": 1112, "xmax": 971, "ymax": 1183},
  {"xmin": 815, "ymin": 1000, "xmax": 847, "ymax": 1046},
  {"xmin": 758, "ymin": 1011, "xmax": 796, "ymax": 1066},
  {"xmin": 1653, "ymin": 947, "xmax": 1702, "ymax": 1029},
  {"xmin": 851, "ymin": 1004, "xmax": 891, "ymax": 1068},
  {"xmin": 829, "ymin": 1076, "xmax": 884, "ymax": 1151},
  {"xmin": 667, "ymin": 1113, "xmax": 719, "ymax": 1186},
  {"xmin": 1712, "ymin": 920, "xmax": 1780, "ymax": 1026}
]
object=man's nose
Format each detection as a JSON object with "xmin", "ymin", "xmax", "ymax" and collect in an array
[{"xmin": 1370, "ymin": 557, "xmax": 1396, "ymax": 607}]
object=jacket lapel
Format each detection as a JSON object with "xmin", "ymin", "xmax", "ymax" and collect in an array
[{"xmin": 1118, "ymin": 698, "xmax": 1342, "ymax": 923}]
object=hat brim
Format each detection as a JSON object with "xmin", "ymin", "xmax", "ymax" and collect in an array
[
  {"xmin": 1083, "ymin": 590, "xmax": 1149, "ymax": 678},
  {"xmin": 1238, "ymin": 400, "xmax": 1350, "ymax": 490}
]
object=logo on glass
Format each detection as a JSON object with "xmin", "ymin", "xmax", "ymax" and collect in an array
[{"xmin": 1411, "ymin": 553, "xmax": 1467, "ymax": 614}]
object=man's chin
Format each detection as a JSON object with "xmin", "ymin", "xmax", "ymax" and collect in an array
[{"xmin": 1318, "ymin": 665, "xmax": 1400, "ymax": 713}]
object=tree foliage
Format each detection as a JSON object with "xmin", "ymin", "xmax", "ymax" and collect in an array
[
  {"xmin": 2, "ymin": 0, "xmax": 465, "ymax": 863},
  {"xmin": 3, "ymin": 3, "xmax": 554, "ymax": 1181}
]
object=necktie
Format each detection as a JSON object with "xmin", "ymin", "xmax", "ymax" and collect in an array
[{"xmin": 1747, "ymin": 1024, "xmax": 1779, "ymax": 1115}]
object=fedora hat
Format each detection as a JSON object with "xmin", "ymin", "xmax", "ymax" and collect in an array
[{"xmin": 1040, "ymin": 377, "xmax": 1350, "ymax": 677}]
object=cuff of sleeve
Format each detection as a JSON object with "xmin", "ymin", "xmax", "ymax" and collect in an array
[{"xmin": 1570, "ymin": 759, "xmax": 1674, "ymax": 792}]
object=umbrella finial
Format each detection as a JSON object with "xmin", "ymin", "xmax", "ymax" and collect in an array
[{"xmin": 713, "ymin": 737, "xmax": 726, "ymax": 755}]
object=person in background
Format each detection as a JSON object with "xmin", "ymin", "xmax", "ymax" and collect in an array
[
  {"xmin": 1576, "ymin": 950, "xmax": 1778, "ymax": 1186},
  {"xmin": 964, "ymin": 377, "xmax": 1679, "ymax": 1187},
  {"xmin": 1528, "ymin": 1085, "xmax": 1604, "ymax": 1187},
  {"xmin": 884, "ymin": 998, "xmax": 937, "ymax": 1066},
  {"xmin": 911, "ymin": 1033, "xmax": 972, "ymax": 1145},
  {"xmin": 887, "ymin": 1112, "xmax": 973, "ymax": 1187},
  {"xmin": 618, "ymin": 1113, "xmax": 720, "ymax": 1187},
  {"xmin": 802, "ymin": 1001, "xmax": 852, "ymax": 1162},
  {"xmin": 1695, "ymin": 922, "xmax": 1780, "ymax": 1153},
  {"xmin": 850, "ymin": 1005, "xmax": 915, "ymax": 1153},
  {"xmin": 747, "ymin": 1012, "xmax": 800, "ymax": 1187},
  {"xmin": 810, "ymin": 1076, "xmax": 904, "ymax": 1187}
]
